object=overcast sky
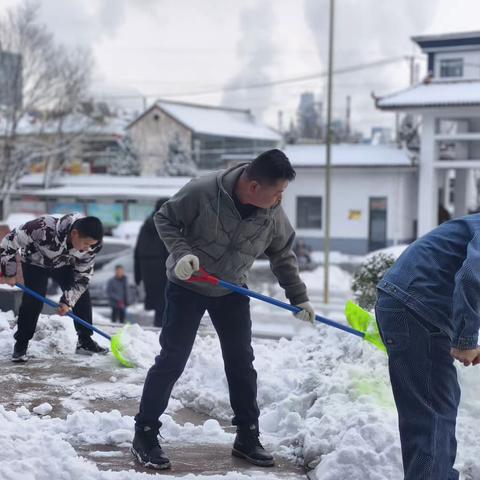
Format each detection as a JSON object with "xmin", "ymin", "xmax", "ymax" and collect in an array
[{"xmin": 2, "ymin": 0, "xmax": 480, "ymax": 136}]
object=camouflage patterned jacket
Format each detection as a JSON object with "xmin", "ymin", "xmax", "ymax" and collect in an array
[{"xmin": 0, "ymin": 213, "xmax": 102, "ymax": 307}]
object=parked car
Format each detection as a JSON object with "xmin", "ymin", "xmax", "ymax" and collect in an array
[
  {"xmin": 111, "ymin": 221, "xmax": 143, "ymax": 245},
  {"xmin": 3, "ymin": 212, "xmax": 36, "ymax": 230},
  {"xmin": 89, "ymin": 252, "xmax": 143, "ymax": 307},
  {"xmin": 95, "ymin": 236, "xmax": 132, "ymax": 270}
]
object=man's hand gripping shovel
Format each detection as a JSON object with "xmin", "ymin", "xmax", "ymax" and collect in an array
[{"xmin": 189, "ymin": 267, "xmax": 385, "ymax": 351}]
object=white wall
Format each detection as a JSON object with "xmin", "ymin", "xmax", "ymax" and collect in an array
[
  {"xmin": 435, "ymin": 50, "xmax": 480, "ymax": 80},
  {"xmin": 282, "ymin": 167, "xmax": 417, "ymax": 251},
  {"xmin": 128, "ymin": 107, "xmax": 192, "ymax": 175}
]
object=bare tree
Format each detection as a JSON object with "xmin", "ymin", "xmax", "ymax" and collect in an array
[{"xmin": 0, "ymin": 1, "xmax": 92, "ymax": 214}]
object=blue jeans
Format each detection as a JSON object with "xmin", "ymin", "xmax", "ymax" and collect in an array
[
  {"xmin": 135, "ymin": 281, "xmax": 260, "ymax": 431},
  {"xmin": 375, "ymin": 292, "xmax": 461, "ymax": 480}
]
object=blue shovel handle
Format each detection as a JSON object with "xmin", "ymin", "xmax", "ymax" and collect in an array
[
  {"xmin": 189, "ymin": 268, "xmax": 365, "ymax": 339},
  {"xmin": 15, "ymin": 283, "xmax": 111, "ymax": 341}
]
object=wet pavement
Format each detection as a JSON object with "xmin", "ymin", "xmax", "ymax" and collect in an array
[
  {"xmin": 77, "ymin": 443, "xmax": 305, "ymax": 477},
  {"xmin": 1, "ymin": 357, "xmax": 307, "ymax": 478}
]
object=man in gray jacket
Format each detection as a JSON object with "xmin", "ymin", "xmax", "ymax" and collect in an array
[{"xmin": 131, "ymin": 149, "xmax": 315, "ymax": 470}]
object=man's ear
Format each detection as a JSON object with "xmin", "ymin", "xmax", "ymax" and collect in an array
[{"xmin": 249, "ymin": 181, "xmax": 260, "ymax": 194}]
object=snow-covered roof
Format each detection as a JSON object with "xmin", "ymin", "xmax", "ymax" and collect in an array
[
  {"xmin": 15, "ymin": 174, "xmax": 192, "ymax": 200},
  {"xmin": 283, "ymin": 144, "xmax": 412, "ymax": 168},
  {"xmin": 128, "ymin": 100, "xmax": 281, "ymax": 142},
  {"xmin": 412, "ymin": 30, "xmax": 480, "ymax": 52},
  {"xmin": 1, "ymin": 112, "xmax": 133, "ymax": 137},
  {"xmin": 376, "ymin": 80, "xmax": 480, "ymax": 110},
  {"xmin": 15, "ymin": 185, "xmax": 182, "ymax": 200},
  {"xmin": 18, "ymin": 174, "xmax": 191, "ymax": 189}
]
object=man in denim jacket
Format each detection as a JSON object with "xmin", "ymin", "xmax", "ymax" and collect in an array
[{"xmin": 376, "ymin": 214, "xmax": 480, "ymax": 480}]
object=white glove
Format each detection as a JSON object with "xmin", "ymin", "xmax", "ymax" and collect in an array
[
  {"xmin": 293, "ymin": 302, "xmax": 315, "ymax": 323},
  {"xmin": 174, "ymin": 254, "xmax": 200, "ymax": 280}
]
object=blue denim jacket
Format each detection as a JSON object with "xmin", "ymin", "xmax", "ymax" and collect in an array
[{"xmin": 378, "ymin": 214, "xmax": 480, "ymax": 350}]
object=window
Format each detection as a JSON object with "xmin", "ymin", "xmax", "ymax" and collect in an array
[
  {"xmin": 440, "ymin": 58, "xmax": 463, "ymax": 78},
  {"xmin": 297, "ymin": 196, "xmax": 322, "ymax": 229}
]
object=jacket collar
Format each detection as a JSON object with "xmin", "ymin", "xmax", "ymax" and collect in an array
[{"xmin": 216, "ymin": 164, "xmax": 279, "ymax": 219}]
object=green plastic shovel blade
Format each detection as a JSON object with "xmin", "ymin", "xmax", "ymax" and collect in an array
[
  {"xmin": 111, "ymin": 328, "xmax": 135, "ymax": 368},
  {"xmin": 345, "ymin": 301, "xmax": 386, "ymax": 353}
]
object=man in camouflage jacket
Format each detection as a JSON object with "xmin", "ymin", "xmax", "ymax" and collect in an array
[{"xmin": 0, "ymin": 213, "xmax": 107, "ymax": 361}]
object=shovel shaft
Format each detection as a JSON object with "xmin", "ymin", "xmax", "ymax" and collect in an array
[
  {"xmin": 16, "ymin": 283, "xmax": 111, "ymax": 341},
  {"xmin": 216, "ymin": 279, "xmax": 365, "ymax": 339}
]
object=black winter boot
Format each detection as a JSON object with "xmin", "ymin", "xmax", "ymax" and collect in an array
[
  {"xmin": 232, "ymin": 424, "xmax": 274, "ymax": 467},
  {"xmin": 131, "ymin": 425, "xmax": 171, "ymax": 470},
  {"xmin": 12, "ymin": 341, "xmax": 29, "ymax": 363},
  {"xmin": 75, "ymin": 337, "xmax": 109, "ymax": 355}
]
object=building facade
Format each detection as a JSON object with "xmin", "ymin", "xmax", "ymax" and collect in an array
[
  {"xmin": 127, "ymin": 100, "xmax": 281, "ymax": 174},
  {"xmin": 377, "ymin": 30, "xmax": 480, "ymax": 235},
  {"xmin": 225, "ymin": 144, "xmax": 418, "ymax": 255}
]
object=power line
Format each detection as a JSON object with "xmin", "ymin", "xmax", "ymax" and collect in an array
[{"xmin": 96, "ymin": 56, "xmax": 406, "ymax": 101}]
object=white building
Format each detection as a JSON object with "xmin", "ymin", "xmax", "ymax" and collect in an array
[
  {"xmin": 12, "ymin": 143, "xmax": 417, "ymax": 254},
  {"xmin": 11, "ymin": 174, "xmax": 191, "ymax": 230},
  {"xmin": 225, "ymin": 144, "xmax": 417, "ymax": 255},
  {"xmin": 376, "ymin": 31, "xmax": 480, "ymax": 235},
  {"xmin": 283, "ymin": 145, "xmax": 417, "ymax": 254},
  {"xmin": 127, "ymin": 100, "xmax": 281, "ymax": 174}
]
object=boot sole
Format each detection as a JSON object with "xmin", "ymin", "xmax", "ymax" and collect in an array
[
  {"xmin": 75, "ymin": 349, "xmax": 109, "ymax": 356},
  {"xmin": 232, "ymin": 448, "xmax": 275, "ymax": 467},
  {"xmin": 12, "ymin": 355, "xmax": 28, "ymax": 363},
  {"xmin": 131, "ymin": 446, "xmax": 171, "ymax": 470},
  {"xmin": 75, "ymin": 350, "xmax": 94, "ymax": 356}
]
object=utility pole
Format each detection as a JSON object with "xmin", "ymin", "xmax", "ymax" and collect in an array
[
  {"xmin": 345, "ymin": 95, "xmax": 351, "ymax": 141},
  {"xmin": 406, "ymin": 55, "xmax": 416, "ymax": 86},
  {"xmin": 277, "ymin": 110, "xmax": 284, "ymax": 135},
  {"xmin": 324, "ymin": 0, "xmax": 335, "ymax": 304}
]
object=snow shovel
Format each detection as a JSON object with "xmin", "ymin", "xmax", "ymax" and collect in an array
[
  {"xmin": 15, "ymin": 283, "xmax": 135, "ymax": 367},
  {"xmin": 189, "ymin": 267, "xmax": 385, "ymax": 352}
]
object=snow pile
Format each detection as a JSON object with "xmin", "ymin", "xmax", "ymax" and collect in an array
[
  {"xmin": 2, "ymin": 256, "xmax": 480, "ymax": 479},
  {"xmin": 175, "ymin": 326, "xmax": 404, "ymax": 479},
  {"xmin": 268, "ymin": 264, "xmax": 352, "ymax": 299},
  {"xmin": 0, "ymin": 312, "xmax": 86, "ymax": 358},
  {"xmin": 365, "ymin": 244, "xmax": 409, "ymax": 261},
  {"xmin": 0, "ymin": 310, "xmax": 16, "ymax": 356},
  {"xmin": 0, "ymin": 405, "xmax": 268, "ymax": 480},
  {"xmin": 113, "ymin": 323, "xmax": 158, "ymax": 369},
  {"xmin": 298, "ymin": 265, "xmax": 352, "ymax": 295},
  {"xmin": 33, "ymin": 403, "xmax": 53, "ymax": 416},
  {"xmin": 173, "ymin": 324, "xmax": 480, "ymax": 479}
]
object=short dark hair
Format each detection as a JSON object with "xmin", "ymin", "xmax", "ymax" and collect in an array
[
  {"xmin": 115, "ymin": 264, "xmax": 124, "ymax": 270},
  {"xmin": 245, "ymin": 149, "xmax": 296, "ymax": 185},
  {"xmin": 71, "ymin": 216, "xmax": 104, "ymax": 241}
]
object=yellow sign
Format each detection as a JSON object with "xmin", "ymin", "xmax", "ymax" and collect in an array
[{"xmin": 349, "ymin": 210, "xmax": 361, "ymax": 220}]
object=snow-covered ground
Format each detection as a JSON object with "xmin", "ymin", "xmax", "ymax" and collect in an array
[{"xmin": 0, "ymin": 263, "xmax": 479, "ymax": 479}]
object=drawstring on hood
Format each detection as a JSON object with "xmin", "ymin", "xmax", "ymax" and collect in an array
[{"xmin": 215, "ymin": 187, "xmax": 221, "ymax": 240}]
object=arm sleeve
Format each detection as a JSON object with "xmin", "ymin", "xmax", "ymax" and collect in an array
[
  {"xmin": 0, "ymin": 223, "xmax": 36, "ymax": 277},
  {"xmin": 264, "ymin": 208, "xmax": 308, "ymax": 305},
  {"xmin": 60, "ymin": 242, "xmax": 102, "ymax": 307},
  {"xmin": 452, "ymin": 232, "xmax": 480, "ymax": 350},
  {"xmin": 134, "ymin": 236, "xmax": 142, "ymax": 285},
  {"xmin": 154, "ymin": 180, "xmax": 200, "ymax": 263}
]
